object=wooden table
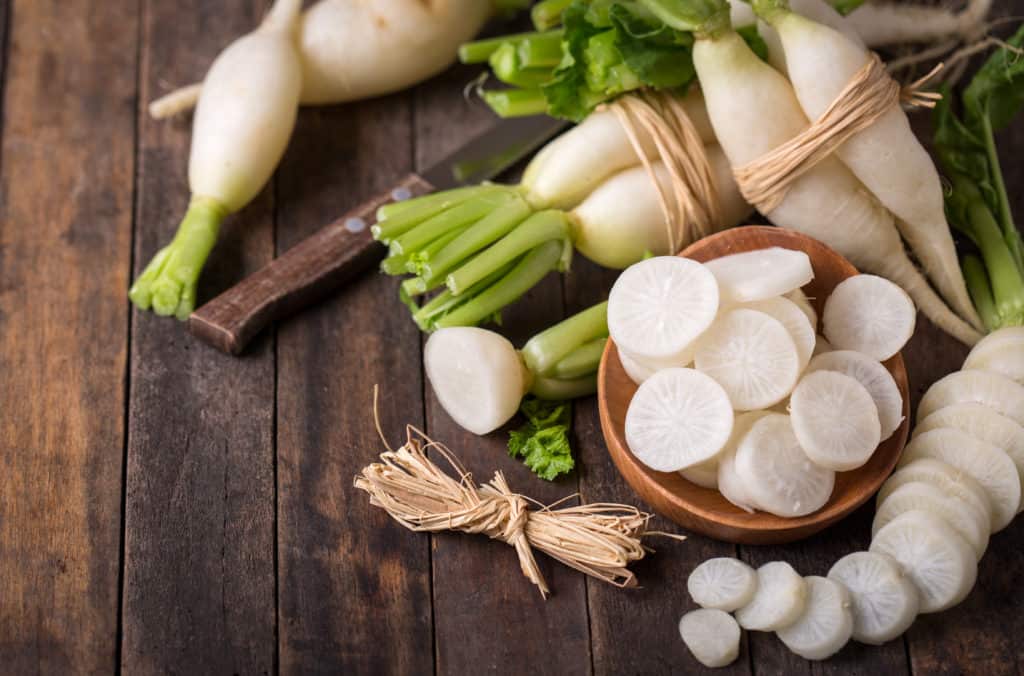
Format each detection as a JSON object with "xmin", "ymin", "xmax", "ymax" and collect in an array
[{"xmin": 1, "ymin": 1, "xmax": 1022, "ymax": 674}]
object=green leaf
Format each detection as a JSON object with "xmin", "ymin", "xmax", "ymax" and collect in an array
[
  {"xmin": 508, "ymin": 398, "xmax": 575, "ymax": 481},
  {"xmin": 933, "ymin": 85, "xmax": 996, "ymax": 229},
  {"xmin": 828, "ymin": 0, "xmax": 866, "ymax": 16},
  {"xmin": 963, "ymin": 24, "xmax": 1024, "ymax": 132}
]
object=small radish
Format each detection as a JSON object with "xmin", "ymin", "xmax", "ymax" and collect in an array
[
  {"xmin": 735, "ymin": 561, "xmax": 808, "ymax": 631},
  {"xmin": 872, "ymin": 482, "xmax": 990, "ymax": 561},
  {"xmin": 679, "ymin": 609, "xmax": 742, "ymax": 668},
  {"xmin": 776, "ymin": 576, "xmax": 854, "ymax": 660},
  {"xmin": 790, "ymin": 370, "xmax": 881, "ymax": 471},
  {"xmin": 877, "ymin": 458, "xmax": 995, "ymax": 529},
  {"xmin": 806, "ymin": 350, "xmax": 904, "ymax": 440},
  {"xmin": 918, "ymin": 370, "xmax": 1024, "ymax": 427},
  {"xmin": 822, "ymin": 275, "xmax": 916, "ymax": 361},
  {"xmin": 704, "ymin": 247, "xmax": 814, "ymax": 305},
  {"xmin": 827, "ymin": 551, "xmax": 920, "ymax": 646},
  {"xmin": 687, "ymin": 557, "xmax": 758, "ymax": 611}
]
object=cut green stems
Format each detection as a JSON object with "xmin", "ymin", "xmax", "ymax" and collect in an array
[
  {"xmin": 459, "ymin": 30, "xmax": 554, "ymax": 64},
  {"xmin": 964, "ymin": 254, "xmax": 1000, "ymax": 331},
  {"xmin": 490, "ymin": 46, "xmax": 555, "ymax": 88},
  {"xmin": 412, "ymin": 259, "xmax": 520, "ymax": 330},
  {"xmin": 521, "ymin": 301, "xmax": 609, "ymax": 376},
  {"xmin": 962, "ymin": 198, "xmax": 1024, "ymax": 327},
  {"xmin": 381, "ymin": 252, "xmax": 410, "ymax": 275},
  {"xmin": 446, "ymin": 210, "xmax": 570, "ymax": 294},
  {"xmin": 389, "ymin": 190, "xmax": 515, "ymax": 256},
  {"xmin": 435, "ymin": 240, "xmax": 564, "ymax": 328},
  {"xmin": 977, "ymin": 114, "xmax": 1022, "ymax": 271},
  {"xmin": 404, "ymin": 224, "xmax": 469, "ymax": 276},
  {"xmin": 531, "ymin": 0, "xmax": 573, "ymax": 30},
  {"xmin": 550, "ymin": 337, "xmax": 608, "ymax": 379},
  {"xmin": 372, "ymin": 185, "xmax": 504, "ymax": 242},
  {"xmin": 531, "ymin": 374, "xmax": 598, "ymax": 400},
  {"xmin": 481, "ymin": 88, "xmax": 549, "ymax": 118},
  {"xmin": 516, "ymin": 31, "xmax": 565, "ymax": 68}
]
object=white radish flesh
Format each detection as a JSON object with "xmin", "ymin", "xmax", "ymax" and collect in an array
[
  {"xmin": 877, "ymin": 458, "xmax": 995, "ymax": 530},
  {"xmin": 776, "ymin": 576, "xmax": 854, "ymax": 660},
  {"xmin": 625, "ymin": 368, "xmax": 735, "ymax": 473},
  {"xmin": 735, "ymin": 413, "xmax": 835, "ymax": 518},
  {"xmin": 812, "ymin": 335, "xmax": 833, "ymax": 357},
  {"xmin": 679, "ymin": 609, "xmax": 742, "ymax": 668},
  {"xmin": 680, "ymin": 457, "xmax": 719, "ymax": 490},
  {"xmin": 918, "ymin": 370, "xmax": 1024, "ymax": 427},
  {"xmin": 828, "ymin": 551, "xmax": 920, "ymax": 645},
  {"xmin": 688, "ymin": 557, "xmax": 758, "ymax": 611},
  {"xmin": 790, "ymin": 370, "xmax": 881, "ymax": 471},
  {"xmin": 964, "ymin": 327, "xmax": 1024, "ymax": 385},
  {"xmin": 742, "ymin": 296, "xmax": 816, "ymax": 370},
  {"xmin": 899, "ymin": 428, "xmax": 1021, "ymax": 531},
  {"xmin": 870, "ymin": 510, "xmax": 978, "ymax": 613},
  {"xmin": 786, "ymin": 288, "xmax": 818, "ymax": 330},
  {"xmin": 609, "ymin": 257, "xmax": 719, "ymax": 363},
  {"xmin": 717, "ymin": 411, "xmax": 772, "ymax": 513},
  {"xmin": 695, "ymin": 309, "xmax": 801, "ymax": 410},
  {"xmin": 704, "ymin": 247, "xmax": 814, "ymax": 305},
  {"xmin": 424, "ymin": 327, "xmax": 527, "ymax": 435},
  {"xmin": 618, "ymin": 349, "xmax": 660, "ymax": 386},
  {"xmin": 736, "ymin": 561, "xmax": 808, "ymax": 631},
  {"xmin": 823, "ymin": 275, "xmax": 916, "ymax": 361},
  {"xmin": 807, "ymin": 350, "xmax": 904, "ymax": 440},
  {"xmin": 872, "ymin": 482, "xmax": 990, "ymax": 561}
]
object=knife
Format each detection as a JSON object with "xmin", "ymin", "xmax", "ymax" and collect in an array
[{"xmin": 188, "ymin": 114, "xmax": 570, "ymax": 355}]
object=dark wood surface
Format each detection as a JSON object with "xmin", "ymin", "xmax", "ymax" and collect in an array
[{"xmin": 0, "ymin": 2, "xmax": 1022, "ymax": 674}]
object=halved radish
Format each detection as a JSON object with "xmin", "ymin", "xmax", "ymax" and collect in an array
[
  {"xmin": 899, "ymin": 428, "xmax": 1021, "ymax": 531},
  {"xmin": 790, "ymin": 370, "xmax": 881, "ymax": 471},
  {"xmin": 786, "ymin": 288, "xmax": 818, "ymax": 330},
  {"xmin": 679, "ymin": 609, "xmax": 742, "ymax": 668},
  {"xmin": 625, "ymin": 368, "xmax": 734, "ymax": 472},
  {"xmin": 917, "ymin": 369, "xmax": 1024, "ymax": 427},
  {"xmin": 735, "ymin": 413, "xmax": 835, "ymax": 518},
  {"xmin": 608, "ymin": 256, "xmax": 719, "ymax": 363},
  {"xmin": 695, "ymin": 309, "xmax": 801, "ymax": 410},
  {"xmin": 704, "ymin": 247, "xmax": 814, "ymax": 305},
  {"xmin": 807, "ymin": 350, "xmax": 904, "ymax": 440},
  {"xmin": 776, "ymin": 576, "xmax": 854, "ymax": 660},
  {"xmin": 717, "ymin": 411, "xmax": 772, "ymax": 513},
  {"xmin": 877, "ymin": 458, "xmax": 995, "ymax": 529},
  {"xmin": 680, "ymin": 457, "xmax": 719, "ymax": 490},
  {"xmin": 872, "ymin": 481, "xmax": 990, "ymax": 560},
  {"xmin": 688, "ymin": 557, "xmax": 758, "ymax": 611},
  {"xmin": 743, "ymin": 296, "xmax": 816, "ymax": 370},
  {"xmin": 964, "ymin": 327, "xmax": 1024, "ymax": 384},
  {"xmin": 823, "ymin": 275, "xmax": 916, "ymax": 361},
  {"xmin": 827, "ymin": 551, "xmax": 919, "ymax": 645},
  {"xmin": 736, "ymin": 561, "xmax": 808, "ymax": 631},
  {"xmin": 869, "ymin": 510, "xmax": 977, "ymax": 613}
]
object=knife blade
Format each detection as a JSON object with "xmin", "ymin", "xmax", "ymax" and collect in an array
[{"xmin": 188, "ymin": 114, "xmax": 570, "ymax": 355}]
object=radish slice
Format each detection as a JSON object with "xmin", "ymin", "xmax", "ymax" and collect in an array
[
  {"xmin": 735, "ymin": 413, "xmax": 835, "ymax": 518},
  {"xmin": 872, "ymin": 482, "xmax": 990, "ymax": 560},
  {"xmin": 776, "ymin": 576, "xmax": 854, "ymax": 660},
  {"xmin": 618, "ymin": 345, "xmax": 694, "ymax": 386},
  {"xmin": 736, "ymin": 561, "xmax": 808, "ymax": 631},
  {"xmin": 877, "ymin": 458, "xmax": 995, "ymax": 529},
  {"xmin": 688, "ymin": 557, "xmax": 758, "ymax": 611},
  {"xmin": 812, "ymin": 335, "xmax": 833, "ymax": 357},
  {"xmin": 917, "ymin": 369, "xmax": 1024, "ymax": 427},
  {"xmin": 807, "ymin": 350, "xmax": 905, "ymax": 440},
  {"xmin": 717, "ymin": 411, "xmax": 772, "ymax": 513},
  {"xmin": 743, "ymin": 296, "xmax": 816, "ymax": 370},
  {"xmin": 823, "ymin": 275, "xmax": 916, "ymax": 361},
  {"xmin": 704, "ymin": 247, "xmax": 814, "ymax": 305},
  {"xmin": 679, "ymin": 609, "xmax": 742, "ymax": 668},
  {"xmin": 964, "ymin": 327, "xmax": 1024, "ymax": 384},
  {"xmin": 608, "ymin": 256, "xmax": 719, "ymax": 363},
  {"xmin": 786, "ymin": 288, "xmax": 818, "ymax": 330},
  {"xmin": 869, "ymin": 510, "xmax": 978, "ymax": 613},
  {"xmin": 695, "ymin": 309, "xmax": 801, "ymax": 410},
  {"xmin": 625, "ymin": 368, "xmax": 734, "ymax": 472},
  {"xmin": 680, "ymin": 457, "xmax": 719, "ymax": 490},
  {"xmin": 827, "ymin": 551, "xmax": 920, "ymax": 645},
  {"xmin": 790, "ymin": 371, "xmax": 881, "ymax": 471},
  {"xmin": 900, "ymin": 428, "xmax": 1022, "ymax": 531}
]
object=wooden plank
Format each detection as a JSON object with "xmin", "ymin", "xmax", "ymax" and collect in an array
[
  {"xmin": 0, "ymin": 0, "xmax": 135, "ymax": 671},
  {"xmin": 120, "ymin": 1, "xmax": 276, "ymax": 674},
  {"xmin": 416, "ymin": 65, "xmax": 592, "ymax": 675},
  {"xmin": 275, "ymin": 95, "xmax": 433, "ymax": 674}
]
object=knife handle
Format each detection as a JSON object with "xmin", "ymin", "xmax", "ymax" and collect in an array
[{"xmin": 189, "ymin": 173, "xmax": 435, "ymax": 354}]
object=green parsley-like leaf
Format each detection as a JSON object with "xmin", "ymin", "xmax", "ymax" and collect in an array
[{"xmin": 508, "ymin": 398, "xmax": 575, "ymax": 481}]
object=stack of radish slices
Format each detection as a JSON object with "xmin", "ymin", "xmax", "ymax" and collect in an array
[{"xmin": 610, "ymin": 249, "xmax": 910, "ymax": 518}]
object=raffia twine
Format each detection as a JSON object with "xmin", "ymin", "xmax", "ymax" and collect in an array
[
  {"xmin": 354, "ymin": 424, "xmax": 683, "ymax": 598},
  {"xmin": 734, "ymin": 54, "xmax": 943, "ymax": 214},
  {"xmin": 601, "ymin": 90, "xmax": 722, "ymax": 257}
]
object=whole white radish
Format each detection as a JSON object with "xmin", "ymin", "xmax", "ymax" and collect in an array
[
  {"xmin": 807, "ymin": 350, "xmax": 904, "ymax": 440},
  {"xmin": 918, "ymin": 369, "xmax": 1024, "ymax": 427},
  {"xmin": 845, "ymin": 0, "xmax": 992, "ymax": 48},
  {"xmin": 130, "ymin": 0, "xmax": 303, "ymax": 319},
  {"xmin": 704, "ymin": 247, "xmax": 814, "ymax": 305},
  {"xmin": 688, "ymin": 557, "xmax": 758, "ymax": 611},
  {"xmin": 776, "ymin": 576, "xmax": 854, "ymax": 660},
  {"xmin": 735, "ymin": 561, "xmax": 808, "ymax": 631},
  {"xmin": 828, "ymin": 551, "xmax": 920, "ymax": 645},
  {"xmin": 822, "ymin": 275, "xmax": 916, "ymax": 362},
  {"xmin": 790, "ymin": 370, "xmax": 881, "ymax": 471},
  {"xmin": 877, "ymin": 458, "xmax": 995, "ymax": 529},
  {"xmin": 753, "ymin": 1, "xmax": 982, "ymax": 330},
  {"xmin": 679, "ymin": 609, "xmax": 742, "ymax": 668},
  {"xmin": 872, "ymin": 481, "xmax": 990, "ymax": 560}
]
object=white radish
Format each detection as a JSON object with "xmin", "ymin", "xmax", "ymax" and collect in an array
[
  {"xmin": 735, "ymin": 413, "xmax": 835, "ymax": 518},
  {"xmin": 680, "ymin": 457, "xmax": 720, "ymax": 490},
  {"xmin": 899, "ymin": 428, "xmax": 1021, "ymax": 531},
  {"xmin": 736, "ymin": 561, "xmax": 808, "ymax": 631},
  {"xmin": 717, "ymin": 411, "xmax": 772, "ymax": 513},
  {"xmin": 918, "ymin": 369, "xmax": 1024, "ymax": 427},
  {"xmin": 704, "ymin": 247, "xmax": 814, "ymax": 305},
  {"xmin": 687, "ymin": 557, "xmax": 758, "ymax": 611},
  {"xmin": 828, "ymin": 551, "xmax": 920, "ymax": 645},
  {"xmin": 753, "ymin": 0, "xmax": 864, "ymax": 75},
  {"xmin": 790, "ymin": 370, "xmax": 881, "ymax": 471},
  {"xmin": 872, "ymin": 481, "xmax": 990, "ymax": 561},
  {"xmin": 964, "ymin": 327, "xmax": 1024, "ymax": 385},
  {"xmin": 786, "ymin": 288, "xmax": 818, "ymax": 330},
  {"xmin": 877, "ymin": 458, "xmax": 995, "ymax": 530},
  {"xmin": 776, "ymin": 576, "xmax": 854, "ymax": 660},
  {"xmin": 845, "ymin": 0, "xmax": 992, "ymax": 48},
  {"xmin": 609, "ymin": 257, "xmax": 720, "ymax": 363},
  {"xmin": 807, "ymin": 350, "xmax": 904, "ymax": 440},
  {"xmin": 695, "ymin": 309, "xmax": 801, "ymax": 410},
  {"xmin": 679, "ymin": 609, "xmax": 742, "ymax": 668},
  {"xmin": 625, "ymin": 368, "xmax": 735, "ymax": 472},
  {"xmin": 759, "ymin": 5, "xmax": 983, "ymax": 331},
  {"xmin": 869, "ymin": 510, "xmax": 978, "ymax": 614},
  {"xmin": 822, "ymin": 275, "xmax": 916, "ymax": 361},
  {"xmin": 742, "ymin": 296, "xmax": 816, "ymax": 370}
]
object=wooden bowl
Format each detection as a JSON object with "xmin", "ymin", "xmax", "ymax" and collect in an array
[{"xmin": 598, "ymin": 226, "xmax": 910, "ymax": 545}]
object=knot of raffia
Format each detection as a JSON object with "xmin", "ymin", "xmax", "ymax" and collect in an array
[
  {"xmin": 354, "ymin": 426, "xmax": 670, "ymax": 598},
  {"xmin": 733, "ymin": 54, "xmax": 943, "ymax": 215}
]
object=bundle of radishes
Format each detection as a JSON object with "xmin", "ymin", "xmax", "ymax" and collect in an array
[
  {"xmin": 677, "ymin": 327, "xmax": 1024, "ymax": 666},
  {"xmin": 614, "ymin": 248, "xmax": 911, "ymax": 518}
]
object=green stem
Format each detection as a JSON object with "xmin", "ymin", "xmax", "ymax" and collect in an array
[
  {"xmin": 517, "ymin": 31, "xmax": 565, "ymax": 68},
  {"xmin": 530, "ymin": 374, "xmax": 598, "ymax": 400},
  {"xmin": 128, "ymin": 195, "xmax": 227, "ymax": 320},
  {"xmin": 966, "ymin": 197, "xmax": 1024, "ymax": 326},
  {"xmin": 380, "ymin": 253, "xmax": 410, "ymax": 275},
  {"xmin": 749, "ymin": 0, "xmax": 791, "ymax": 24},
  {"xmin": 412, "ymin": 259, "xmax": 520, "ymax": 330},
  {"xmin": 482, "ymin": 89, "xmax": 549, "ymax": 118},
  {"xmin": 459, "ymin": 30, "xmax": 552, "ymax": 64},
  {"xmin": 446, "ymin": 210, "xmax": 569, "ymax": 294},
  {"xmin": 636, "ymin": 0, "xmax": 732, "ymax": 38},
  {"xmin": 521, "ymin": 301, "xmax": 609, "ymax": 376},
  {"xmin": 531, "ymin": 0, "xmax": 572, "ymax": 30},
  {"xmin": 979, "ymin": 114, "xmax": 1024, "ymax": 272},
  {"xmin": 372, "ymin": 185, "xmax": 502, "ymax": 242},
  {"xmin": 963, "ymin": 254, "xmax": 1000, "ymax": 331},
  {"xmin": 390, "ymin": 190, "xmax": 514, "ymax": 256},
  {"xmin": 549, "ymin": 337, "xmax": 608, "ymax": 379},
  {"xmin": 404, "ymin": 224, "xmax": 469, "ymax": 276}
]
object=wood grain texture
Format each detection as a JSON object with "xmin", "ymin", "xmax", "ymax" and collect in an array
[
  {"xmin": 0, "ymin": 0, "xmax": 135, "ymax": 671},
  {"xmin": 274, "ymin": 96, "xmax": 433, "ymax": 675},
  {"xmin": 121, "ymin": 2, "xmax": 276, "ymax": 674},
  {"xmin": 415, "ymin": 63, "xmax": 592, "ymax": 676}
]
